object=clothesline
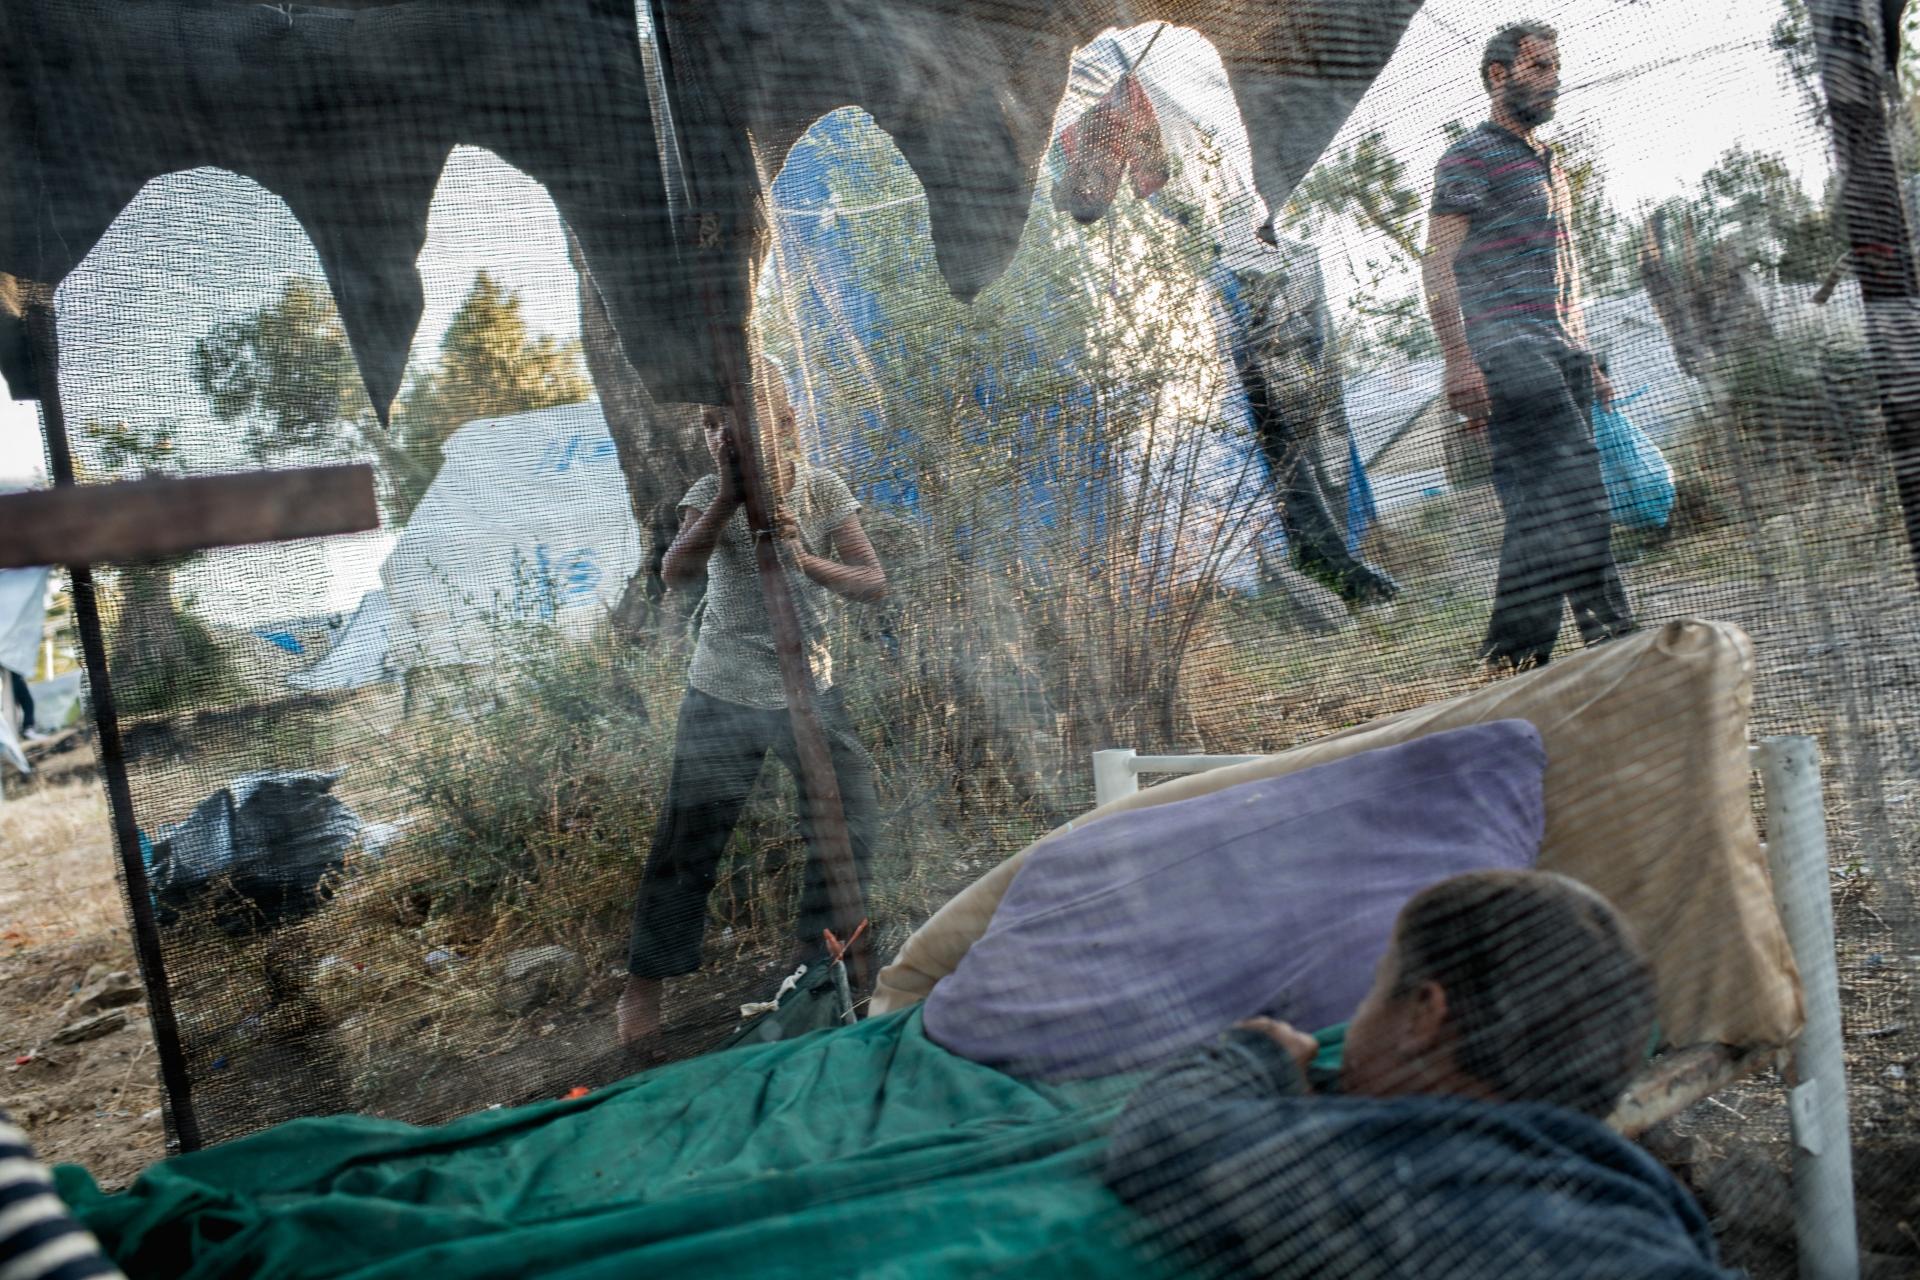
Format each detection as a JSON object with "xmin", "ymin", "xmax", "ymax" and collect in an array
[{"xmin": 769, "ymin": 193, "xmax": 926, "ymax": 219}]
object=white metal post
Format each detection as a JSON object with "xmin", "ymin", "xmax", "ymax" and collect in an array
[
  {"xmin": 1091, "ymin": 748, "xmax": 1140, "ymax": 808},
  {"xmin": 1092, "ymin": 751, "xmax": 1265, "ymax": 809},
  {"xmin": 1754, "ymin": 736, "xmax": 1859, "ymax": 1280}
]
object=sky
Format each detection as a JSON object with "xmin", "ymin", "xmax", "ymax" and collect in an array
[
  {"xmin": 1359, "ymin": 0, "xmax": 1825, "ymax": 210},
  {"xmin": 0, "ymin": 0, "xmax": 1833, "ymax": 624}
]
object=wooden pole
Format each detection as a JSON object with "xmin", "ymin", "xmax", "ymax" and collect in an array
[
  {"xmin": 25, "ymin": 301, "xmax": 203, "ymax": 1151},
  {"xmin": 649, "ymin": 2, "xmax": 868, "ymax": 973},
  {"xmin": 704, "ymin": 303, "xmax": 868, "ymax": 964}
]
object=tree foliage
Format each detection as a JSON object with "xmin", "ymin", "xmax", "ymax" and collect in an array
[
  {"xmin": 1282, "ymin": 129, "xmax": 1435, "ymax": 362},
  {"xmin": 193, "ymin": 276, "xmax": 367, "ymax": 461},
  {"xmin": 1285, "ymin": 131, "xmax": 1423, "ymax": 260},
  {"xmin": 80, "ymin": 415, "xmax": 238, "ymax": 717},
  {"xmin": 1658, "ymin": 144, "xmax": 1842, "ymax": 284},
  {"xmin": 82, "ymin": 415, "xmax": 179, "ymax": 478},
  {"xmin": 389, "ymin": 272, "xmax": 592, "ymax": 516},
  {"xmin": 191, "ymin": 275, "xmax": 418, "ymax": 509},
  {"xmin": 193, "ymin": 271, "xmax": 590, "ymax": 521},
  {"xmin": 1555, "ymin": 126, "xmax": 1637, "ymax": 299},
  {"xmin": 1771, "ymin": 0, "xmax": 1829, "ymax": 130}
]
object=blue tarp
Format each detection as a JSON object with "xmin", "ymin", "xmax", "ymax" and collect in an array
[
  {"xmin": 763, "ymin": 108, "xmax": 1378, "ymax": 593},
  {"xmin": 1345, "ymin": 432, "xmax": 1379, "ymax": 554},
  {"xmin": 255, "ymin": 629, "xmax": 304, "ymax": 655}
]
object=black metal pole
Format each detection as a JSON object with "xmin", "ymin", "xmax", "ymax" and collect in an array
[{"xmin": 25, "ymin": 300, "xmax": 202, "ymax": 1152}]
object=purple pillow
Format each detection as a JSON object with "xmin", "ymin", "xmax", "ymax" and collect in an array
[{"xmin": 923, "ymin": 720, "xmax": 1546, "ymax": 1080}]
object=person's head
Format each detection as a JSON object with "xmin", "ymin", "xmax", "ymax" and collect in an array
[
  {"xmin": 703, "ymin": 357, "xmax": 803, "ymax": 491},
  {"xmin": 1340, "ymin": 870, "xmax": 1655, "ymax": 1119},
  {"xmin": 1481, "ymin": 22, "xmax": 1560, "ymax": 129}
]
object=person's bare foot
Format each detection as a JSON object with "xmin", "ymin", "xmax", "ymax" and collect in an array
[{"xmin": 616, "ymin": 975, "xmax": 663, "ymax": 1047}]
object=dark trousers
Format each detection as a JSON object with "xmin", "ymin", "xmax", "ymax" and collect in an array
[
  {"xmin": 628, "ymin": 686, "xmax": 879, "ymax": 979},
  {"xmin": 1479, "ymin": 340, "xmax": 1634, "ymax": 668},
  {"xmin": 7, "ymin": 670, "xmax": 32, "ymax": 732}
]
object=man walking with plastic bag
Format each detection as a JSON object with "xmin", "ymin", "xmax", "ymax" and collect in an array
[{"xmin": 1423, "ymin": 23, "xmax": 1633, "ymax": 669}]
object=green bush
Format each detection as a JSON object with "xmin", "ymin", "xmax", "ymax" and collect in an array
[{"xmin": 394, "ymin": 621, "xmax": 670, "ymax": 904}]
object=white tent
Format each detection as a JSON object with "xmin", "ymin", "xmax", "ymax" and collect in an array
[
  {"xmin": 289, "ymin": 589, "xmax": 396, "ymax": 692},
  {"xmin": 0, "ymin": 566, "xmax": 45, "ymax": 685},
  {"xmin": 1341, "ymin": 288, "xmax": 1708, "ymax": 486},
  {"xmin": 0, "ymin": 702, "xmax": 24, "ymax": 778},
  {"xmin": 380, "ymin": 400, "xmax": 642, "ymax": 675},
  {"xmin": 0, "ymin": 567, "xmax": 39, "ymax": 778}
]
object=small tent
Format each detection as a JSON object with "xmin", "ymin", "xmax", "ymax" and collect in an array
[
  {"xmin": 288, "ymin": 590, "xmax": 395, "ymax": 693},
  {"xmin": 0, "ymin": 694, "xmax": 24, "ymax": 778},
  {"xmin": 0, "ymin": 566, "xmax": 43, "ymax": 777},
  {"xmin": 0, "ymin": 566, "xmax": 44, "ymax": 684},
  {"xmin": 380, "ymin": 400, "xmax": 642, "ymax": 675}
]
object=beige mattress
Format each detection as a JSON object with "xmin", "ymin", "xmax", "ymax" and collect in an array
[{"xmin": 875, "ymin": 619, "xmax": 1804, "ymax": 1052}]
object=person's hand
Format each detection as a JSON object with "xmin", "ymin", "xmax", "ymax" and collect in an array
[
  {"xmin": 705, "ymin": 409, "xmax": 744, "ymax": 505},
  {"xmin": 773, "ymin": 506, "xmax": 803, "ymax": 549},
  {"xmin": 1235, "ymin": 1017, "xmax": 1319, "ymax": 1080},
  {"xmin": 1443, "ymin": 357, "xmax": 1490, "ymax": 427},
  {"xmin": 1592, "ymin": 362, "xmax": 1614, "ymax": 410}
]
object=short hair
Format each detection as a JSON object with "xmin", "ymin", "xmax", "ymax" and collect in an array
[
  {"xmin": 1481, "ymin": 22, "xmax": 1557, "ymax": 91},
  {"xmin": 1391, "ymin": 870, "xmax": 1655, "ymax": 1118}
]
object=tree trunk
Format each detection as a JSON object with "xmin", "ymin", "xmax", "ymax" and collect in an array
[
  {"xmin": 107, "ymin": 562, "xmax": 206, "ymax": 718},
  {"xmin": 1639, "ymin": 212, "xmax": 1776, "ymax": 377},
  {"xmin": 565, "ymin": 227, "xmax": 705, "ymax": 633}
]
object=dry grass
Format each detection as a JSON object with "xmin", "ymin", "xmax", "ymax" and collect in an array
[
  {"xmin": 0, "ymin": 778, "xmax": 123, "ymax": 949},
  {"xmin": 1, "ymin": 776, "xmax": 165, "ymax": 1189}
]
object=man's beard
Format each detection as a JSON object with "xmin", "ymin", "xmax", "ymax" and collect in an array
[{"xmin": 1505, "ymin": 84, "xmax": 1556, "ymax": 127}]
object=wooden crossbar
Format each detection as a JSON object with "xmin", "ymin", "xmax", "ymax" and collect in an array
[{"xmin": 0, "ymin": 465, "xmax": 379, "ymax": 570}]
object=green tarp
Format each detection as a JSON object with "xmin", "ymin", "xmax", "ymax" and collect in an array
[{"xmin": 57, "ymin": 1010, "xmax": 1343, "ymax": 1278}]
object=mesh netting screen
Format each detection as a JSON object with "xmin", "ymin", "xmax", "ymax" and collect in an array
[{"xmin": 4, "ymin": 0, "xmax": 1919, "ymax": 1275}]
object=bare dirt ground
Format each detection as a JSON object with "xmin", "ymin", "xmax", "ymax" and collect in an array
[
  {"xmin": 1, "ymin": 747, "xmax": 851, "ymax": 1180},
  {"xmin": 2, "ymin": 767, "xmax": 165, "ymax": 1188}
]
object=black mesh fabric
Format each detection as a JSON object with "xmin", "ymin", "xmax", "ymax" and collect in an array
[{"xmin": 1, "ymin": 2, "xmax": 1916, "ymax": 1275}]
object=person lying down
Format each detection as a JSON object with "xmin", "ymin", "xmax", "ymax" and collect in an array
[{"xmin": 1104, "ymin": 870, "xmax": 1739, "ymax": 1279}]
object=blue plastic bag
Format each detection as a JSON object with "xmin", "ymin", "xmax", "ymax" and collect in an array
[{"xmin": 1593, "ymin": 393, "xmax": 1675, "ymax": 531}]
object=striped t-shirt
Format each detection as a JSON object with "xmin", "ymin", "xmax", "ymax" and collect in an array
[
  {"xmin": 0, "ymin": 1113, "xmax": 120, "ymax": 1280},
  {"xmin": 1430, "ymin": 122, "xmax": 1579, "ymax": 357}
]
